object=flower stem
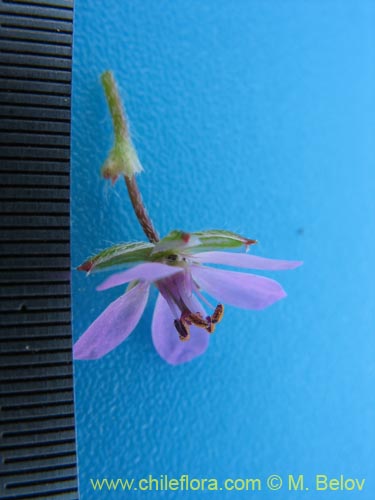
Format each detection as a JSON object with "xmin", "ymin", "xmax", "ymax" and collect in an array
[
  {"xmin": 101, "ymin": 71, "xmax": 159, "ymax": 243},
  {"xmin": 124, "ymin": 175, "xmax": 159, "ymax": 243}
]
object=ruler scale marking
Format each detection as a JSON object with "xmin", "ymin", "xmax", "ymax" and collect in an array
[{"xmin": 1, "ymin": 0, "xmax": 78, "ymax": 498}]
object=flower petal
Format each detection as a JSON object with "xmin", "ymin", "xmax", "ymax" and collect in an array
[
  {"xmin": 195, "ymin": 251, "xmax": 303, "ymax": 270},
  {"xmin": 73, "ymin": 282, "xmax": 149, "ymax": 360},
  {"xmin": 97, "ymin": 262, "xmax": 182, "ymax": 291},
  {"xmin": 192, "ymin": 266, "xmax": 286, "ymax": 310},
  {"xmin": 152, "ymin": 293, "xmax": 209, "ymax": 365}
]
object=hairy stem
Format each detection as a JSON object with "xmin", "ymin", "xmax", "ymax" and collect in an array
[{"xmin": 124, "ymin": 176, "xmax": 159, "ymax": 243}]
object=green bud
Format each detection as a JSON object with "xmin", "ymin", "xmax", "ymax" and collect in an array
[{"xmin": 101, "ymin": 70, "xmax": 143, "ymax": 181}]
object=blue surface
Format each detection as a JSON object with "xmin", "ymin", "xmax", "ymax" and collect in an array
[{"xmin": 71, "ymin": 1, "xmax": 375, "ymax": 498}]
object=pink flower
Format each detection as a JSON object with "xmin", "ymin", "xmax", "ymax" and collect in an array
[{"xmin": 73, "ymin": 231, "xmax": 302, "ymax": 365}]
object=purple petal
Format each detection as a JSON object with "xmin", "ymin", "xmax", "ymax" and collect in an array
[
  {"xmin": 195, "ymin": 251, "xmax": 303, "ymax": 270},
  {"xmin": 152, "ymin": 293, "xmax": 209, "ymax": 365},
  {"xmin": 97, "ymin": 262, "xmax": 182, "ymax": 291},
  {"xmin": 192, "ymin": 266, "xmax": 286, "ymax": 310},
  {"xmin": 73, "ymin": 283, "xmax": 149, "ymax": 360}
]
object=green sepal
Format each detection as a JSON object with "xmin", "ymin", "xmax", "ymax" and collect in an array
[
  {"xmin": 187, "ymin": 229, "xmax": 257, "ymax": 252},
  {"xmin": 151, "ymin": 229, "xmax": 256, "ymax": 257},
  {"xmin": 77, "ymin": 241, "xmax": 155, "ymax": 273},
  {"xmin": 151, "ymin": 230, "xmax": 195, "ymax": 256}
]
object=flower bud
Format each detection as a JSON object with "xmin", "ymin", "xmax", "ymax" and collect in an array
[{"xmin": 101, "ymin": 71, "xmax": 143, "ymax": 181}]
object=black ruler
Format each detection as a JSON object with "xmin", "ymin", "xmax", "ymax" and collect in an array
[{"xmin": 0, "ymin": 1, "xmax": 79, "ymax": 499}]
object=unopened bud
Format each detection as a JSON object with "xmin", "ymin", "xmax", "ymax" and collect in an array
[{"xmin": 101, "ymin": 70, "xmax": 143, "ymax": 181}]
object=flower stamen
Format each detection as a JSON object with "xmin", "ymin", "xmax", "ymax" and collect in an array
[
  {"xmin": 211, "ymin": 304, "xmax": 224, "ymax": 325},
  {"xmin": 182, "ymin": 311, "xmax": 209, "ymax": 328},
  {"xmin": 178, "ymin": 304, "xmax": 225, "ymax": 337},
  {"xmin": 174, "ymin": 319, "xmax": 190, "ymax": 341},
  {"xmin": 205, "ymin": 304, "xmax": 224, "ymax": 334},
  {"xmin": 205, "ymin": 317, "xmax": 215, "ymax": 334}
]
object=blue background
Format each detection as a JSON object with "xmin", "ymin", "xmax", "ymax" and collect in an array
[{"xmin": 71, "ymin": 1, "xmax": 375, "ymax": 498}]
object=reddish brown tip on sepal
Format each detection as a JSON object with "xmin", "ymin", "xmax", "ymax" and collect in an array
[
  {"xmin": 245, "ymin": 239, "xmax": 258, "ymax": 250},
  {"xmin": 246, "ymin": 239, "xmax": 258, "ymax": 246},
  {"xmin": 181, "ymin": 232, "xmax": 190, "ymax": 243},
  {"xmin": 77, "ymin": 261, "xmax": 94, "ymax": 272}
]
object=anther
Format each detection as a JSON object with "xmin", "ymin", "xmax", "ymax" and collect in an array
[
  {"xmin": 211, "ymin": 304, "xmax": 224, "ymax": 324},
  {"xmin": 205, "ymin": 316, "xmax": 215, "ymax": 334},
  {"xmin": 174, "ymin": 319, "xmax": 190, "ymax": 341},
  {"xmin": 182, "ymin": 311, "xmax": 209, "ymax": 329}
]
